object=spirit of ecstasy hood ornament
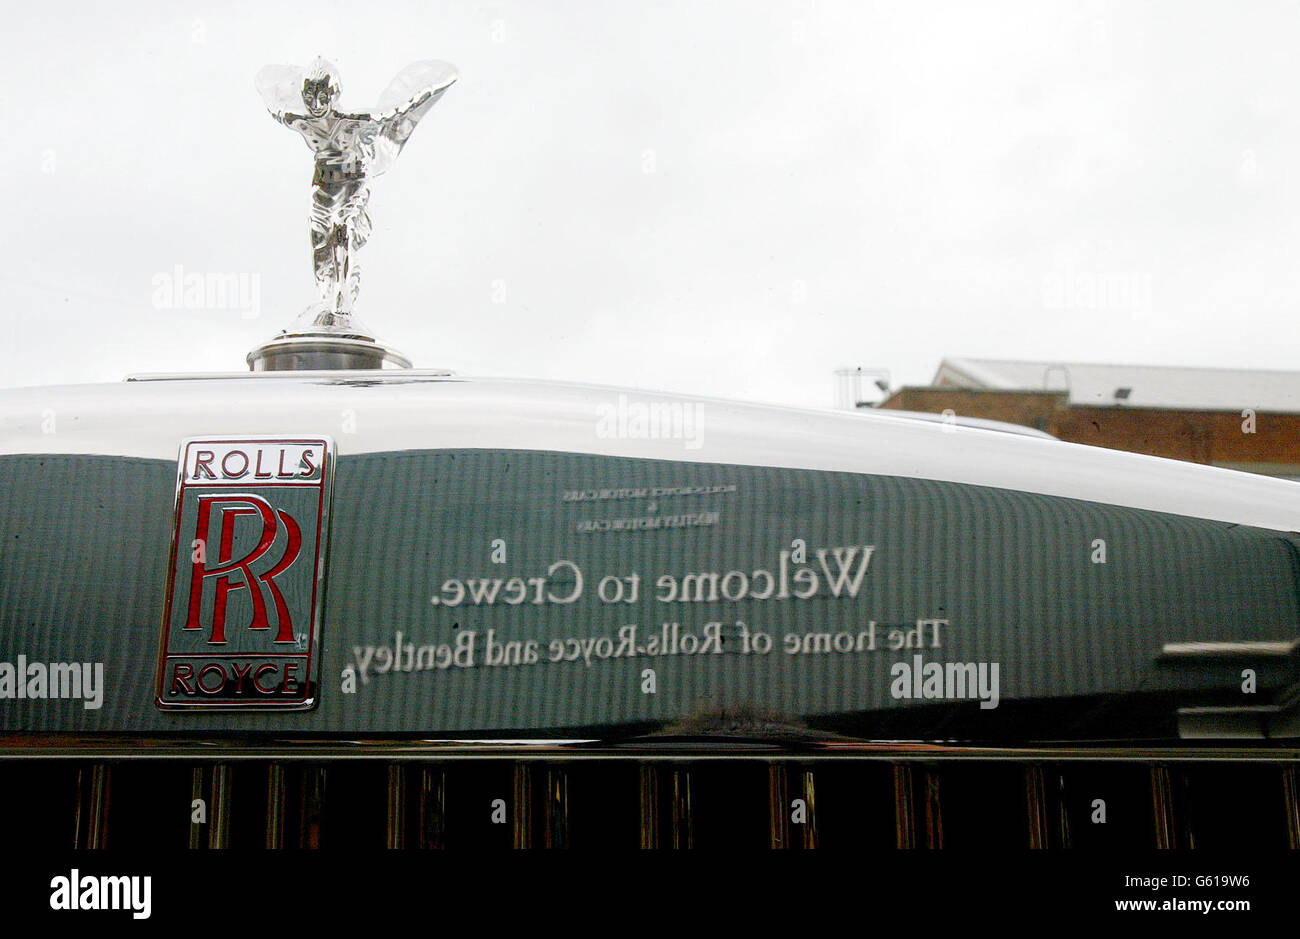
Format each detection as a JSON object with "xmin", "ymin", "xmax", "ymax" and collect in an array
[{"xmin": 247, "ymin": 57, "xmax": 457, "ymax": 370}]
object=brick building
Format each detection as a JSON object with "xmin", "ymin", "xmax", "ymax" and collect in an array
[{"xmin": 878, "ymin": 358, "xmax": 1300, "ymax": 480}]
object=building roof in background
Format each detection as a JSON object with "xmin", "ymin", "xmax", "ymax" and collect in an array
[{"xmin": 934, "ymin": 357, "xmax": 1300, "ymax": 413}]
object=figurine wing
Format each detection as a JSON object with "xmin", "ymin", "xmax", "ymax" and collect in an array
[
  {"xmin": 255, "ymin": 64, "xmax": 307, "ymax": 122},
  {"xmin": 369, "ymin": 60, "xmax": 458, "ymax": 175}
]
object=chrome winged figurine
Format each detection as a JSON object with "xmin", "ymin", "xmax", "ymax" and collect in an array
[{"xmin": 256, "ymin": 57, "xmax": 457, "ymax": 319}]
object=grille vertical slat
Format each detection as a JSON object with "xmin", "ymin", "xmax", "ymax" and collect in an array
[
  {"xmin": 1025, "ymin": 765, "xmax": 1049, "ymax": 849},
  {"xmin": 299, "ymin": 766, "xmax": 325, "ymax": 849},
  {"xmin": 386, "ymin": 763, "xmax": 405, "ymax": 849},
  {"xmin": 418, "ymin": 766, "xmax": 447, "ymax": 849},
  {"xmin": 894, "ymin": 764, "xmax": 916, "ymax": 849},
  {"xmin": 72, "ymin": 763, "xmax": 111, "ymax": 850},
  {"xmin": 91, "ymin": 764, "xmax": 111, "ymax": 849},
  {"xmin": 895, "ymin": 764, "xmax": 943, "ymax": 849},
  {"xmin": 770, "ymin": 765, "xmax": 817, "ymax": 849},
  {"xmin": 800, "ymin": 769, "xmax": 818, "ymax": 849},
  {"xmin": 1150, "ymin": 764, "xmax": 1193, "ymax": 849},
  {"xmin": 922, "ymin": 767, "xmax": 943, "ymax": 849},
  {"xmin": 638, "ymin": 764, "xmax": 659, "ymax": 849},
  {"xmin": 671, "ymin": 767, "xmax": 693, "ymax": 849},
  {"xmin": 1150, "ymin": 765, "xmax": 1174, "ymax": 848},
  {"xmin": 512, "ymin": 763, "xmax": 532, "ymax": 849},
  {"xmin": 208, "ymin": 764, "xmax": 231, "ymax": 849},
  {"xmin": 543, "ymin": 766, "xmax": 569, "ymax": 849},
  {"xmin": 636, "ymin": 763, "xmax": 693, "ymax": 849},
  {"xmin": 768, "ymin": 764, "xmax": 789, "ymax": 849},
  {"xmin": 1284, "ymin": 766, "xmax": 1300, "ymax": 850},
  {"xmin": 69, "ymin": 771, "xmax": 81, "ymax": 851},
  {"xmin": 266, "ymin": 763, "xmax": 286, "ymax": 849},
  {"xmin": 70, "ymin": 766, "xmax": 86, "ymax": 850},
  {"xmin": 187, "ymin": 766, "xmax": 205, "ymax": 849},
  {"xmin": 1054, "ymin": 769, "xmax": 1073, "ymax": 848}
]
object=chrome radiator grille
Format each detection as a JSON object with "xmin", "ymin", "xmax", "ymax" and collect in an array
[{"xmin": 3, "ymin": 757, "xmax": 1295, "ymax": 850}]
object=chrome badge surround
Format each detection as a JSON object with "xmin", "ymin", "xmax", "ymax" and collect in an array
[{"xmin": 155, "ymin": 436, "xmax": 335, "ymax": 711}]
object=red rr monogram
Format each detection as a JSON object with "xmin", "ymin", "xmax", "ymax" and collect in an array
[{"xmin": 183, "ymin": 494, "xmax": 302, "ymax": 644}]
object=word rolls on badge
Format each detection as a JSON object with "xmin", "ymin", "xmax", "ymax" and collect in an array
[{"xmin": 156, "ymin": 437, "xmax": 335, "ymax": 710}]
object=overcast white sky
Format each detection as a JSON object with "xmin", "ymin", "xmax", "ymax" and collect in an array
[{"xmin": 2, "ymin": 0, "xmax": 1298, "ymax": 409}]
